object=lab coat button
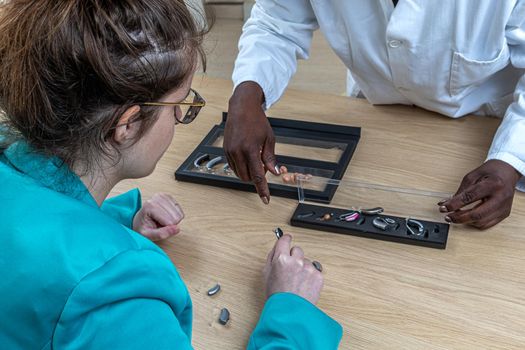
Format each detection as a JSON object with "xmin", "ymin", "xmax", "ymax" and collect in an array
[{"xmin": 388, "ymin": 39, "xmax": 402, "ymax": 48}]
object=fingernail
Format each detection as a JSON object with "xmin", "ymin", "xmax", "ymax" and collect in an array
[
  {"xmin": 262, "ymin": 196, "xmax": 270, "ymax": 205},
  {"xmin": 444, "ymin": 216, "xmax": 451, "ymax": 223},
  {"xmin": 439, "ymin": 206, "xmax": 448, "ymax": 213},
  {"xmin": 274, "ymin": 165, "xmax": 281, "ymax": 175}
]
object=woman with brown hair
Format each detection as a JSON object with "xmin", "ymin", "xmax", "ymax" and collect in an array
[{"xmin": 0, "ymin": 1, "xmax": 341, "ymax": 348}]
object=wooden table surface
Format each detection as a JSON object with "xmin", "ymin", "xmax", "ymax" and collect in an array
[{"xmin": 111, "ymin": 76, "xmax": 525, "ymax": 350}]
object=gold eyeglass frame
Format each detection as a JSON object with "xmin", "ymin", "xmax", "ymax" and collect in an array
[
  {"xmin": 141, "ymin": 88, "xmax": 206, "ymax": 124},
  {"xmin": 110, "ymin": 88, "xmax": 206, "ymax": 130}
]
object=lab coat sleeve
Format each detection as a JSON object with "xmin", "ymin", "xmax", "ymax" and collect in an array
[
  {"xmin": 232, "ymin": 0, "xmax": 319, "ymax": 109},
  {"xmin": 53, "ymin": 249, "xmax": 193, "ymax": 349},
  {"xmin": 101, "ymin": 188, "xmax": 142, "ymax": 229},
  {"xmin": 487, "ymin": 3, "xmax": 525, "ymax": 190},
  {"xmin": 247, "ymin": 293, "xmax": 343, "ymax": 349}
]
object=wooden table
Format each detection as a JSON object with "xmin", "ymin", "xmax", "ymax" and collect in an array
[{"xmin": 111, "ymin": 76, "xmax": 525, "ymax": 349}]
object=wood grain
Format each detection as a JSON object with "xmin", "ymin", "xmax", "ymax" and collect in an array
[{"xmin": 111, "ymin": 76, "xmax": 525, "ymax": 350}]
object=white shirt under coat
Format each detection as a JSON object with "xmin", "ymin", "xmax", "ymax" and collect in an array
[{"xmin": 232, "ymin": 0, "xmax": 525, "ymax": 189}]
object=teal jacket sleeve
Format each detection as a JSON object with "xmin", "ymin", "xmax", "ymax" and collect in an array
[
  {"xmin": 248, "ymin": 293, "xmax": 343, "ymax": 350},
  {"xmin": 100, "ymin": 189, "xmax": 142, "ymax": 229},
  {"xmin": 52, "ymin": 249, "xmax": 193, "ymax": 349}
]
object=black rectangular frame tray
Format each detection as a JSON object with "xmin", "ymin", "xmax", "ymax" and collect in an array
[{"xmin": 175, "ymin": 112, "xmax": 361, "ymax": 203}]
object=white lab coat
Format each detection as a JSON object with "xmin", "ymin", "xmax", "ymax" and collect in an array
[{"xmin": 232, "ymin": 0, "xmax": 525, "ymax": 189}]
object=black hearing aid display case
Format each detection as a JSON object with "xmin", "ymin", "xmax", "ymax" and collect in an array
[
  {"xmin": 175, "ymin": 112, "xmax": 361, "ymax": 202},
  {"xmin": 290, "ymin": 176, "xmax": 450, "ymax": 249},
  {"xmin": 290, "ymin": 203, "xmax": 449, "ymax": 249}
]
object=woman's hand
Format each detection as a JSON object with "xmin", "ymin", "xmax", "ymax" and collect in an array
[
  {"xmin": 133, "ymin": 193, "xmax": 184, "ymax": 241},
  {"xmin": 263, "ymin": 234, "xmax": 324, "ymax": 305}
]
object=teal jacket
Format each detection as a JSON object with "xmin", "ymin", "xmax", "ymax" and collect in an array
[{"xmin": 0, "ymin": 140, "xmax": 342, "ymax": 349}]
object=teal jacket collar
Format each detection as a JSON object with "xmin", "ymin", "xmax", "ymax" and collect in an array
[{"xmin": 2, "ymin": 140, "xmax": 98, "ymax": 208}]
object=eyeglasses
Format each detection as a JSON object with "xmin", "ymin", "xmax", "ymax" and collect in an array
[
  {"xmin": 111, "ymin": 88, "xmax": 206, "ymax": 130},
  {"xmin": 141, "ymin": 88, "xmax": 205, "ymax": 124}
]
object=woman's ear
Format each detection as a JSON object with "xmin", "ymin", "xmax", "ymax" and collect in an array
[{"xmin": 113, "ymin": 105, "xmax": 141, "ymax": 145}]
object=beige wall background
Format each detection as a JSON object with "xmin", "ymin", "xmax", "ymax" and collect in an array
[{"xmin": 201, "ymin": 2, "xmax": 347, "ymax": 96}]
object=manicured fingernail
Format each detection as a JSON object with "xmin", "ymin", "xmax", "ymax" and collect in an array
[
  {"xmin": 274, "ymin": 165, "xmax": 281, "ymax": 175},
  {"xmin": 439, "ymin": 206, "xmax": 448, "ymax": 213},
  {"xmin": 262, "ymin": 196, "xmax": 269, "ymax": 205},
  {"xmin": 444, "ymin": 216, "xmax": 451, "ymax": 223}
]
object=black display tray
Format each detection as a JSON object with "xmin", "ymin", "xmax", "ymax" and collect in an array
[
  {"xmin": 175, "ymin": 112, "xmax": 361, "ymax": 202},
  {"xmin": 291, "ymin": 203, "xmax": 449, "ymax": 249}
]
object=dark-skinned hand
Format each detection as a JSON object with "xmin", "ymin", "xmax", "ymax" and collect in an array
[
  {"xmin": 224, "ymin": 81, "xmax": 280, "ymax": 204},
  {"xmin": 439, "ymin": 159, "xmax": 521, "ymax": 229}
]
